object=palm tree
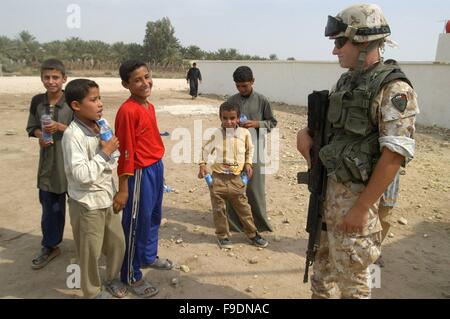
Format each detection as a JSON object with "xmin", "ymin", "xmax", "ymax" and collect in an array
[
  {"xmin": 110, "ymin": 42, "xmax": 129, "ymax": 64},
  {"xmin": 0, "ymin": 36, "xmax": 18, "ymax": 60},
  {"xmin": 17, "ymin": 31, "xmax": 42, "ymax": 66},
  {"xmin": 85, "ymin": 40, "xmax": 111, "ymax": 69},
  {"xmin": 64, "ymin": 37, "xmax": 86, "ymax": 67},
  {"xmin": 42, "ymin": 41, "xmax": 69, "ymax": 61},
  {"xmin": 181, "ymin": 45, "xmax": 204, "ymax": 60}
]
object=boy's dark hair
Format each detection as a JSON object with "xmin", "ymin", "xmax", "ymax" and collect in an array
[
  {"xmin": 193, "ymin": 63, "xmax": 197, "ymax": 67},
  {"xmin": 233, "ymin": 66, "xmax": 253, "ymax": 83},
  {"xmin": 219, "ymin": 102, "xmax": 240, "ymax": 117},
  {"xmin": 119, "ymin": 60, "xmax": 149, "ymax": 82},
  {"xmin": 41, "ymin": 58, "xmax": 66, "ymax": 76},
  {"xmin": 65, "ymin": 79, "xmax": 99, "ymax": 109}
]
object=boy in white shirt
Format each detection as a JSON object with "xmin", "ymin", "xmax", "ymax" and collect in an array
[{"xmin": 62, "ymin": 79, "xmax": 127, "ymax": 299}]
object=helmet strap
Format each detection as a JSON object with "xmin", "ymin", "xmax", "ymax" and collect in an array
[
  {"xmin": 345, "ymin": 26, "xmax": 358, "ymax": 41},
  {"xmin": 352, "ymin": 41, "xmax": 381, "ymax": 82}
]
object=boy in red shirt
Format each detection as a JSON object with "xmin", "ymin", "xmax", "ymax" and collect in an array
[{"xmin": 114, "ymin": 60, "xmax": 173, "ymax": 298}]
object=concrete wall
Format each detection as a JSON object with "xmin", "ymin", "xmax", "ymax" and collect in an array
[
  {"xmin": 436, "ymin": 33, "xmax": 450, "ymax": 63},
  {"xmin": 198, "ymin": 60, "xmax": 450, "ymax": 129}
]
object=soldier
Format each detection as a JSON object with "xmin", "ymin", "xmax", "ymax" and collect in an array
[{"xmin": 297, "ymin": 4, "xmax": 419, "ymax": 298}]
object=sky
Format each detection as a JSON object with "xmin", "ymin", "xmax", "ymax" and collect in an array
[{"xmin": 1, "ymin": 0, "xmax": 449, "ymax": 62}]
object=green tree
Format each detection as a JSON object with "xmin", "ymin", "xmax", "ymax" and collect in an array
[
  {"xmin": 85, "ymin": 40, "xmax": 111, "ymax": 68},
  {"xmin": 269, "ymin": 53, "xmax": 278, "ymax": 60},
  {"xmin": 0, "ymin": 36, "xmax": 18, "ymax": 60},
  {"xmin": 64, "ymin": 37, "xmax": 86, "ymax": 63},
  {"xmin": 143, "ymin": 17, "xmax": 181, "ymax": 66},
  {"xmin": 42, "ymin": 41, "xmax": 68, "ymax": 60},
  {"xmin": 126, "ymin": 43, "xmax": 145, "ymax": 61},
  {"xmin": 17, "ymin": 31, "xmax": 42, "ymax": 65},
  {"xmin": 181, "ymin": 45, "xmax": 205, "ymax": 60},
  {"xmin": 110, "ymin": 42, "xmax": 129, "ymax": 64}
]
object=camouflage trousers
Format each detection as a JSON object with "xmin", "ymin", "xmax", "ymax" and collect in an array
[{"xmin": 310, "ymin": 178, "xmax": 382, "ymax": 299}]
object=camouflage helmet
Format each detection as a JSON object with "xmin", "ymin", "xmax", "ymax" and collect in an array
[{"xmin": 325, "ymin": 4, "xmax": 391, "ymax": 43}]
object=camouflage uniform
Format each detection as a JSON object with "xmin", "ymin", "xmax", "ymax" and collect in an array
[
  {"xmin": 378, "ymin": 175, "xmax": 399, "ymax": 242},
  {"xmin": 312, "ymin": 80, "xmax": 419, "ymax": 299},
  {"xmin": 312, "ymin": 4, "xmax": 420, "ymax": 299},
  {"xmin": 377, "ymin": 81, "xmax": 419, "ymax": 243}
]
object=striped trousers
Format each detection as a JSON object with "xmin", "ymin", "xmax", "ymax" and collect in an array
[{"xmin": 120, "ymin": 160, "xmax": 164, "ymax": 284}]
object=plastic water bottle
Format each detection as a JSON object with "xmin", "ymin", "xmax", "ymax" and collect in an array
[
  {"xmin": 96, "ymin": 118, "xmax": 106, "ymax": 126},
  {"xmin": 40, "ymin": 114, "xmax": 53, "ymax": 143},
  {"xmin": 241, "ymin": 172, "xmax": 249, "ymax": 186},
  {"xmin": 163, "ymin": 185, "xmax": 173, "ymax": 193},
  {"xmin": 97, "ymin": 118, "xmax": 119, "ymax": 160},
  {"xmin": 97, "ymin": 118, "xmax": 113, "ymax": 141},
  {"xmin": 204, "ymin": 174, "xmax": 213, "ymax": 187},
  {"xmin": 240, "ymin": 114, "xmax": 248, "ymax": 125}
]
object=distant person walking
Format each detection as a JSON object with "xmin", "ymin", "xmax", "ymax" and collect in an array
[{"xmin": 186, "ymin": 63, "xmax": 202, "ymax": 99}]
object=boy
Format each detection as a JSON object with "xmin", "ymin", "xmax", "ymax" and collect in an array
[
  {"xmin": 113, "ymin": 60, "xmax": 173, "ymax": 298},
  {"xmin": 62, "ymin": 79, "xmax": 127, "ymax": 299},
  {"xmin": 26, "ymin": 59, "xmax": 73, "ymax": 269},
  {"xmin": 226, "ymin": 66, "xmax": 277, "ymax": 233},
  {"xmin": 198, "ymin": 102, "xmax": 269, "ymax": 249}
]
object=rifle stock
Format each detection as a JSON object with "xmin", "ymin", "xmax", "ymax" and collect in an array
[{"xmin": 298, "ymin": 90, "xmax": 330, "ymax": 283}]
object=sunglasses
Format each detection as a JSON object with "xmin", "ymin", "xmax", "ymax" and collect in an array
[{"xmin": 334, "ymin": 37, "xmax": 348, "ymax": 49}]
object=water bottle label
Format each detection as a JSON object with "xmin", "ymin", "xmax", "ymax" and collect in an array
[
  {"xmin": 41, "ymin": 114, "xmax": 53, "ymax": 143},
  {"xmin": 100, "ymin": 130, "xmax": 113, "ymax": 141},
  {"xmin": 205, "ymin": 174, "xmax": 213, "ymax": 187},
  {"xmin": 42, "ymin": 131, "xmax": 53, "ymax": 143},
  {"xmin": 96, "ymin": 119, "xmax": 106, "ymax": 126},
  {"xmin": 241, "ymin": 173, "xmax": 249, "ymax": 186}
]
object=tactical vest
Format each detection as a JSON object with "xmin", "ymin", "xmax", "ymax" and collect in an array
[{"xmin": 319, "ymin": 62, "xmax": 412, "ymax": 184}]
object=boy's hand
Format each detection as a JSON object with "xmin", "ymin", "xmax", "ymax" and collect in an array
[
  {"xmin": 198, "ymin": 165, "xmax": 208, "ymax": 179},
  {"xmin": 39, "ymin": 137, "xmax": 53, "ymax": 148},
  {"xmin": 113, "ymin": 191, "xmax": 128, "ymax": 214},
  {"xmin": 100, "ymin": 136, "xmax": 119, "ymax": 157},
  {"xmin": 35, "ymin": 130, "xmax": 53, "ymax": 147},
  {"xmin": 242, "ymin": 120, "xmax": 260, "ymax": 129},
  {"xmin": 244, "ymin": 164, "xmax": 253, "ymax": 179},
  {"xmin": 43, "ymin": 121, "xmax": 59, "ymax": 134},
  {"xmin": 43, "ymin": 121, "xmax": 67, "ymax": 133}
]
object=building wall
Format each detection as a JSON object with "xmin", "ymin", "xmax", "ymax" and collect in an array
[
  {"xmin": 198, "ymin": 60, "xmax": 450, "ymax": 129},
  {"xmin": 436, "ymin": 33, "xmax": 450, "ymax": 63}
]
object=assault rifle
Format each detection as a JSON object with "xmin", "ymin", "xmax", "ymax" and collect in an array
[{"xmin": 297, "ymin": 90, "xmax": 330, "ymax": 283}]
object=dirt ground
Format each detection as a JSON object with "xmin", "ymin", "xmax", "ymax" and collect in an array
[{"xmin": 0, "ymin": 77, "xmax": 449, "ymax": 299}]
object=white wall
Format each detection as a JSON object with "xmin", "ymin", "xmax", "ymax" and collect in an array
[
  {"xmin": 198, "ymin": 60, "xmax": 450, "ymax": 129},
  {"xmin": 436, "ymin": 33, "xmax": 450, "ymax": 63}
]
